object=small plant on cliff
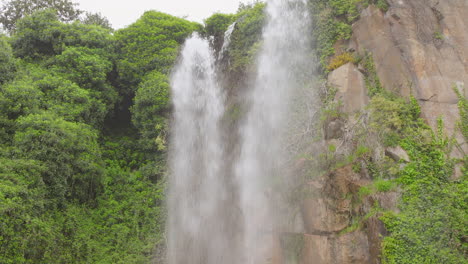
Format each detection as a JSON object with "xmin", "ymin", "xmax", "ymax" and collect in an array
[
  {"xmin": 326, "ymin": 52, "xmax": 356, "ymax": 71},
  {"xmin": 375, "ymin": 0, "xmax": 389, "ymax": 12},
  {"xmin": 368, "ymin": 95, "xmax": 423, "ymax": 146},
  {"xmin": 433, "ymin": 31, "xmax": 444, "ymax": 40},
  {"xmin": 361, "ymin": 52, "xmax": 384, "ymax": 97},
  {"xmin": 453, "ymin": 86, "xmax": 468, "ymax": 140}
]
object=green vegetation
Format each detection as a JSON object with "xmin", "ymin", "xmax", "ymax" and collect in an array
[
  {"xmin": 1, "ymin": 1, "xmax": 466, "ymax": 263},
  {"xmin": 454, "ymin": 87, "xmax": 468, "ymax": 140},
  {"xmin": 114, "ymin": 11, "xmax": 200, "ymax": 93},
  {"xmin": 206, "ymin": 2, "xmax": 266, "ymax": 73},
  {"xmin": 0, "ymin": 0, "xmax": 82, "ymax": 32},
  {"xmin": 204, "ymin": 13, "xmax": 235, "ymax": 39},
  {"xmin": 380, "ymin": 123, "xmax": 466, "ymax": 263},
  {"xmin": 361, "ymin": 52, "xmax": 384, "ymax": 96},
  {"xmin": 0, "ymin": 3, "xmax": 198, "ymax": 262},
  {"xmin": 363, "ymin": 71, "xmax": 466, "ymax": 263},
  {"xmin": 326, "ymin": 52, "xmax": 355, "ymax": 71},
  {"xmin": 308, "ymin": 0, "xmax": 389, "ymax": 68}
]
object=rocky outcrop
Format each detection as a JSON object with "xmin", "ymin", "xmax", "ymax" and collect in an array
[
  {"xmin": 385, "ymin": 146, "xmax": 410, "ymax": 162},
  {"xmin": 351, "ymin": 1, "xmax": 468, "ymax": 154},
  {"xmin": 270, "ymin": 164, "xmax": 398, "ymax": 264},
  {"xmin": 328, "ymin": 62, "xmax": 369, "ymax": 113},
  {"xmin": 271, "ymin": 2, "xmax": 467, "ymax": 263}
]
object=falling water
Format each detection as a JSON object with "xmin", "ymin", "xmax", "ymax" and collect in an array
[
  {"xmin": 235, "ymin": 0, "xmax": 312, "ymax": 263},
  {"xmin": 168, "ymin": 0, "xmax": 312, "ymax": 262},
  {"xmin": 218, "ymin": 22, "xmax": 237, "ymax": 61},
  {"xmin": 167, "ymin": 33, "xmax": 228, "ymax": 264}
]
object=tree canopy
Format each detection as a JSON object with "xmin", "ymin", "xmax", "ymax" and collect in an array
[{"xmin": 0, "ymin": 0, "xmax": 82, "ymax": 32}]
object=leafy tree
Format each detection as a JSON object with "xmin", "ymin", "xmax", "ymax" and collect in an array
[
  {"xmin": 114, "ymin": 11, "xmax": 201, "ymax": 93},
  {"xmin": 0, "ymin": 78, "xmax": 43, "ymax": 120},
  {"xmin": 14, "ymin": 112, "xmax": 103, "ymax": 205},
  {"xmin": 0, "ymin": 77, "xmax": 43, "ymax": 143},
  {"xmin": 224, "ymin": 2, "xmax": 266, "ymax": 73},
  {"xmin": 204, "ymin": 13, "xmax": 235, "ymax": 50},
  {"xmin": 11, "ymin": 9, "xmax": 114, "ymax": 59},
  {"xmin": 204, "ymin": 13, "xmax": 235, "ymax": 37},
  {"xmin": 58, "ymin": 21, "xmax": 114, "ymax": 50},
  {"xmin": 0, "ymin": 158, "xmax": 48, "ymax": 264},
  {"xmin": 81, "ymin": 11, "xmax": 113, "ymax": 31},
  {"xmin": 0, "ymin": 0, "xmax": 82, "ymax": 32},
  {"xmin": 38, "ymin": 74, "xmax": 108, "ymax": 126},
  {"xmin": 50, "ymin": 46, "xmax": 117, "ymax": 113},
  {"xmin": 0, "ymin": 35, "xmax": 17, "ymax": 84},
  {"xmin": 0, "ymin": 7, "xmax": 205, "ymax": 264},
  {"xmin": 131, "ymin": 71, "xmax": 170, "ymax": 151},
  {"xmin": 10, "ymin": 9, "xmax": 63, "ymax": 58}
]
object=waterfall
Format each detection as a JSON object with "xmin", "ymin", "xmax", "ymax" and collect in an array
[
  {"xmin": 235, "ymin": 0, "xmax": 312, "ymax": 262},
  {"xmin": 218, "ymin": 22, "xmax": 236, "ymax": 61},
  {"xmin": 168, "ymin": 0, "xmax": 312, "ymax": 262},
  {"xmin": 167, "ymin": 33, "xmax": 228, "ymax": 264}
]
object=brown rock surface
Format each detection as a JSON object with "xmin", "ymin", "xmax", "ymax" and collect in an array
[
  {"xmin": 352, "ymin": 2, "xmax": 468, "ymax": 152},
  {"xmin": 300, "ymin": 234, "xmax": 331, "ymax": 264},
  {"xmin": 328, "ymin": 63, "xmax": 369, "ymax": 113},
  {"xmin": 385, "ymin": 146, "xmax": 410, "ymax": 162}
]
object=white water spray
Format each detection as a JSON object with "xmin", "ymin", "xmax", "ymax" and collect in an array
[
  {"xmin": 167, "ymin": 33, "xmax": 228, "ymax": 264},
  {"xmin": 235, "ymin": 0, "xmax": 312, "ymax": 262},
  {"xmin": 168, "ymin": 0, "xmax": 312, "ymax": 262},
  {"xmin": 218, "ymin": 22, "xmax": 237, "ymax": 61}
]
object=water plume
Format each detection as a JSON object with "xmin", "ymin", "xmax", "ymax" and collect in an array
[{"xmin": 167, "ymin": 33, "xmax": 229, "ymax": 264}]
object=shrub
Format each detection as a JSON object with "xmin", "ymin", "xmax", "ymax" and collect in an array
[{"xmin": 326, "ymin": 52, "xmax": 355, "ymax": 71}]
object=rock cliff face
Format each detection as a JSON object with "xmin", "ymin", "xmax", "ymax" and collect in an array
[
  {"xmin": 272, "ymin": 1, "xmax": 467, "ymax": 263},
  {"xmin": 351, "ymin": 0, "xmax": 467, "ymax": 155}
]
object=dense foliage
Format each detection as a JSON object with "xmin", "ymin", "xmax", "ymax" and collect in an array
[
  {"xmin": 1, "ymin": 0, "xmax": 466, "ymax": 263},
  {"xmin": 363, "ymin": 56, "xmax": 467, "ymax": 263},
  {"xmin": 0, "ymin": 4, "xmax": 198, "ymax": 263},
  {"xmin": 0, "ymin": 0, "xmax": 82, "ymax": 32}
]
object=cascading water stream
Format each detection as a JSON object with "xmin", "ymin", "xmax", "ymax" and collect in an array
[
  {"xmin": 235, "ymin": 0, "xmax": 312, "ymax": 262},
  {"xmin": 168, "ymin": 0, "xmax": 312, "ymax": 263},
  {"xmin": 218, "ymin": 22, "xmax": 237, "ymax": 61},
  {"xmin": 167, "ymin": 33, "xmax": 228, "ymax": 264}
]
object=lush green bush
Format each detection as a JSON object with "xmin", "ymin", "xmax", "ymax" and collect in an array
[
  {"xmin": 10, "ymin": 9, "xmax": 63, "ymax": 59},
  {"xmin": 114, "ymin": 11, "xmax": 200, "ymax": 93},
  {"xmin": 0, "ymin": 35, "xmax": 17, "ymax": 84},
  {"xmin": 204, "ymin": 13, "xmax": 235, "ymax": 38},
  {"xmin": 364, "ymin": 79, "xmax": 466, "ymax": 263},
  {"xmin": 0, "ymin": 158, "xmax": 47, "ymax": 264},
  {"xmin": 14, "ymin": 112, "xmax": 103, "ymax": 205},
  {"xmin": 454, "ymin": 87, "xmax": 468, "ymax": 140},
  {"xmin": 50, "ymin": 46, "xmax": 117, "ymax": 112},
  {"xmin": 225, "ymin": 2, "xmax": 266, "ymax": 73},
  {"xmin": 131, "ymin": 71, "xmax": 170, "ymax": 152},
  {"xmin": 0, "ymin": 7, "xmax": 197, "ymax": 262},
  {"xmin": 11, "ymin": 9, "xmax": 114, "ymax": 59},
  {"xmin": 381, "ymin": 128, "xmax": 466, "ymax": 264}
]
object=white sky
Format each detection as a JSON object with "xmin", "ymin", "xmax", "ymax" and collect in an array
[{"xmin": 74, "ymin": 0, "xmax": 243, "ymax": 29}]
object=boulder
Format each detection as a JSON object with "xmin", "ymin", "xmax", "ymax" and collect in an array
[
  {"xmin": 385, "ymin": 146, "xmax": 410, "ymax": 162},
  {"xmin": 328, "ymin": 62, "xmax": 369, "ymax": 113}
]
